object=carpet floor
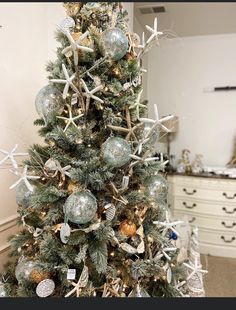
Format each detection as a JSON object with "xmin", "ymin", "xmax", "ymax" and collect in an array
[{"xmin": 201, "ymin": 254, "xmax": 236, "ymax": 297}]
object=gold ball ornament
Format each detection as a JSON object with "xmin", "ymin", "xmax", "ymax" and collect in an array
[
  {"xmin": 67, "ymin": 181, "xmax": 81, "ymax": 194},
  {"xmin": 30, "ymin": 269, "xmax": 51, "ymax": 284},
  {"xmin": 119, "ymin": 220, "xmax": 137, "ymax": 237},
  {"xmin": 63, "ymin": 3, "xmax": 82, "ymax": 17}
]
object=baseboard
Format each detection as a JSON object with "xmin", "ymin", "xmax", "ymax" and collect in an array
[{"xmin": 0, "ymin": 242, "xmax": 10, "ymax": 254}]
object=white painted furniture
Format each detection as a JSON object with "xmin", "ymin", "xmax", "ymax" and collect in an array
[{"xmin": 168, "ymin": 174, "xmax": 236, "ymax": 258}]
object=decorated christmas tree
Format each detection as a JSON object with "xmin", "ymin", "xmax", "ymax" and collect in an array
[{"xmin": 0, "ymin": 2, "xmax": 206, "ymax": 297}]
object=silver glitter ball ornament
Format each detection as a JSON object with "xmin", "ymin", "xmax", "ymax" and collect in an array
[
  {"xmin": 101, "ymin": 137, "xmax": 131, "ymax": 168},
  {"xmin": 36, "ymin": 279, "xmax": 55, "ymax": 297},
  {"xmin": 138, "ymin": 121, "xmax": 159, "ymax": 146},
  {"xmin": 0, "ymin": 283, "xmax": 6, "ymax": 297},
  {"xmin": 144, "ymin": 174, "xmax": 168, "ymax": 201},
  {"xmin": 35, "ymin": 85, "xmax": 63, "ymax": 124},
  {"xmin": 100, "ymin": 28, "xmax": 128, "ymax": 61},
  {"xmin": 15, "ymin": 258, "xmax": 36, "ymax": 282},
  {"xmin": 59, "ymin": 17, "xmax": 75, "ymax": 33},
  {"xmin": 15, "ymin": 182, "xmax": 35, "ymax": 207},
  {"xmin": 64, "ymin": 191, "xmax": 97, "ymax": 225}
]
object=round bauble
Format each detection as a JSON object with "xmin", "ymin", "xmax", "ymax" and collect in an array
[
  {"xmin": 101, "ymin": 137, "xmax": 131, "ymax": 168},
  {"xmin": 138, "ymin": 121, "xmax": 159, "ymax": 146},
  {"xmin": 15, "ymin": 182, "xmax": 35, "ymax": 207},
  {"xmin": 36, "ymin": 279, "xmax": 55, "ymax": 298},
  {"xmin": 119, "ymin": 220, "xmax": 137, "ymax": 237},
  {"xmin": 144, "ymin": 174, "xmax": 168, "ymax": 201},
  {"xmin": 30, "ymin": 270, "xmax": 51, "ymax": 284},
  {"xmin": 0, "ymin": 283, "xmax": 6, "ymax": 297},
  {"xmin": 43, "ymin": 158, "xmax": 60, "ymax": 178},
  {"xmin": 100, "ymin": 28, "xmax": 128, "ymax": 61},
  {"xmin": 35, "ymin": 85, "xmax": 63, "ymax": 124},
  {"xmin": 15, "ymin": 259, "xmax": 36, "ymax": 282},
  {"xmin": 59, "ymin": 17, "xmax": 75, "ymax": 33},
  {"xmin": 169, "ymin": 231, "xmax": 178, "ymax": 240},
  {"xmin": 64, "ymin": 191, "xmax": 97, "ymax": 224}
]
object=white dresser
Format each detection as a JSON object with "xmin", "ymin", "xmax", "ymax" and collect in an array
[{"xmin": 167, "ymin": 174, "xmax": 236, "ymax": 258}]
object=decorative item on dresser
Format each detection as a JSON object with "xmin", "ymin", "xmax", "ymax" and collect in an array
[{"xmin": 167, "ymin": 173, "xmax": 236, "ymax": 258}]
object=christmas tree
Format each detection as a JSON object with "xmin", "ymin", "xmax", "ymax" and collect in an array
[{"xmin": 0, "ymin": 2, "xmax": 202, "ymax": 297}]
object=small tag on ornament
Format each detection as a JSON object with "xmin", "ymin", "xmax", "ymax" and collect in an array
[
  {"xmin": 121, "ymin": 176, "xmax": 129, "ymax": 189},
  {"xmin": 67, "ymin": 269, "xmax": 76, "ymax": 280}
]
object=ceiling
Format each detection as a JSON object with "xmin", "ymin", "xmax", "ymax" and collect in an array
[{"xmin": 134, "ymin": 2, "xmax": 236, "ymax": 37}]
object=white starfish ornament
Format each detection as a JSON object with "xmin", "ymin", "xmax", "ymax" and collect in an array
[
  {"xmin": 80, "ymin": 79, "xmax": 104, "ymax": 111},
  {"xmin": 153, "ymin": 211, "xmax": 183, "ymax": 237},
  {"xmin": 50, "ymin": 64, "xmax": 78, "ymax": 99},
  {"xmin": 0, "ymin": 144, "xmax": 27, "ymax": 169},
  {"xmin": 62, "ymin": 31, "xmax": 93, "ymax": 66},
  {"xmin": 183, "ymin": 257, "xmax": 208, "ymax": 281},
  {"xmin": 57, "ymin": 105, "xmax": 84, "ymax": 132},
  {"xmin": 146, "ymin": 17, "xmax": 163, "ymax": 45},
  {"xmin": 139, "ymin": 104, "xmax": 175, "ymax": 133},
  {"xmin": 9, "ymin": 165, "xmax": 40, "ymax": 192},
  {"xmin": 129, "ymin": 89, "xmax": 147, "ymax": 119}
]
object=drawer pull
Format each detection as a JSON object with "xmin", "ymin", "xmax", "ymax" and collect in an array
[
  {"xmin": 189, "ymin": 217, "xmax": 196, "ymax": 223},
  {"xmin": 183, "ymin": 188, "xmax": 197, "ymax": 195},
  {"xmin": 222, "ymin": 207, "xmax": 236, "ymax": 214},
  {"xmin": 183, "ymin": 202, "xmax": 197, "ymax": 209},
  {"xmin": 221, "ymin": 236, "xmax": 236, "ymax": 243},
  {"xmin": 222, "ymin": 192, "xmax": 236, "ymax": 199},
  {"xmin": 221, "ymin": 222, "xmax": 236, "ymax": 229}
]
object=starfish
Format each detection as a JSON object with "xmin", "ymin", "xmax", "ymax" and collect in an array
[
  {"xmin": 107, "ymin": 107, "xmax": 143, "ymax": 141},
  {"xmin": 183, "ymin": 257, "xmax": 208, "ymax": 281},
  {"xmin": 129, "ymin": 154, "xmax": 159, "ymax": 168},
  {"xmin": 65, "ymin": 265, "xmax": 88, "ymax": 297},
  {"xmin": 50, "ymin": 64, "xmax": 78, "ymax": 99},
  {"xmin": 129, "ymin": 89, "xmax": 147, "ymax": 120},
  {"xmin": 174, "ymin": 280, "xmax": 190, "ymax": 297},
  {"xmin": 0, "ymin": 144, "xmax": 27, "ymax": 169},
  {"xmin": 62, "ymin": 31, "xmax": 93, "ymax": 66},
  {"xmin": 139, "ymin": 104, "xmax": 175, "ymax": 133},
  {"xmin": 80, "ymin": 79, "xmax": 104, "ymax": 112},
  {"xmin": 154, "ymin": 246, "xmax": 177, "ymax": 261},
  {"xmin": 44, "ymin": 158, "xmax": 71, "ymax": 181},
  {"xmin": 9, "ymin": 165, "xmax": 40, "ymax": 192},
  {"xmin": 146, "ymin": 17, "xmax": 163, "ymax": 45},
  {"xmin": 153, "ymin": 211, "xmax": 183, "ymax": 237},
  {"xmin": 57, "ymin": 105, "xmax": 84, "ymax": 132}
]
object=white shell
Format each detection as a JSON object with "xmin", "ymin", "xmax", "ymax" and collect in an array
[
  {"xmin": 60, "ymin": 223, "xmax": 71, "ymax": 244},
  {"xmin": 78, "ymin": 265, "xmax": 89, "ymax": 288},
  {"xmin": 104, "ymin": 203, "xmax": 116, "ymax": 221},
  {"xmin": 167, "ymin": 267, "xmax": 172, "ymax": 284},
  {"xmin": 36, "ymin": 279, "xmax": 55, "ymax": 297},
  {"xmin": 137, "ymin": 239, "xmax": 145, "ymax": 254},
  {"xmin": 119, "ymin": 243, "xmax": 137, "ymax": 254},
  {"xmin": 59, "ymin": 17, "xmax": 75, "ymax": 33}
]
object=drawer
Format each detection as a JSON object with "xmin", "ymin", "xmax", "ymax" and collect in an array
[
  {"xmin": 174, "ymin": 198, "xmax": 236, "ymax": 218},
  {"xmin": 174, "ymin": 211, "xmax": 236, "ymax": 232},
  {"xmin": 199, "ymin": 228, "xmax": 236, "ymax": 248},
  {"xmin": 174, "ymin": 185, "xmax": 236, "ymax": 203}
]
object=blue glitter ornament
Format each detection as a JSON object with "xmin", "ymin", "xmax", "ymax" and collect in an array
[{"xmin": 169, "ymin": 231, "xmax": 178, "ymax": 240}]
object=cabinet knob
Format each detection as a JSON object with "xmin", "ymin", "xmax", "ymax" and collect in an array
[
  {"xmin": 222, "ymin": 207, "xmax": 236, "ymax": 214},
  {"xmin": 222, "ymin": 192, "xmax": 236, "ymax": 200},
  {"xmin": 221, "ymin": 221, "xmax": 236, "ymax": 229},
  {"xmin": 221, "ymin": 236, "xmax": 236, "ymax": 243},
  {"xmin": 189, "ymin": 217, "xmax": 196, "ymax": 223},
  {"xmin": 183, "ymin": 188, "xmax": 197, "ymax": 195},
  {"xmin": 183, "ymin": 202, "xmax": 197, "ymax": 209}
]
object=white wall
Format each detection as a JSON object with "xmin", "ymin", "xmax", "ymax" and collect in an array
[{"xmin": 147, "ymin": 34, "xmax": 236, "ymax": 166}]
